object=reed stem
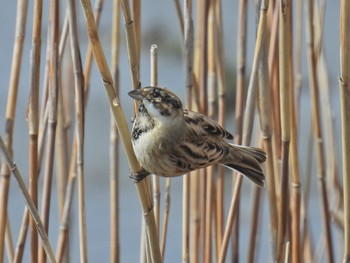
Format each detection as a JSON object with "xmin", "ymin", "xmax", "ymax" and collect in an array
[{"xmin": 339, "ymin": 0, "xmax": 350, "ymax": 262}]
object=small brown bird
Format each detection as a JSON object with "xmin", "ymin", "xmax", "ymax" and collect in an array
[{"xmin": 129, "ymin": 86, "xmax": 266, "ymax": 187}]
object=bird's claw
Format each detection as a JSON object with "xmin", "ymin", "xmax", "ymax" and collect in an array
[{"xmin": 129, "ymin": 169, "xmax": 151, "ymax": 183}]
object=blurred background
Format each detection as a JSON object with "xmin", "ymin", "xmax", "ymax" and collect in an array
[{"xmin": 0, "ymin": 1, "xmax": 343, "ymax": 262}]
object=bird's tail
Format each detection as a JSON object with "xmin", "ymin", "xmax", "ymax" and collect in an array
[{"xmin": 223, "ymin": 145, "xmax": 266, "ymax": 187}]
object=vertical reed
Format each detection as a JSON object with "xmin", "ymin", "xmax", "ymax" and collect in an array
[
  {"xmin": 38, "ymin": 0, "xmax": 59, "ymax": 262},
  {"xmin": 183, "ymin": 1, "xmax": 194, "ymax": 262},
  {"xmin": 306, "ymin": 1, "xmax": 334, "ymax": 262},
  {"xmin": 110, "ymin": 0, "xmax": 121, "ymax": 262},
  {"xmin": 339, "ymin": 0, "xmax": 350, "ymax": 262},
  {"xmin": 28, "ymin": 0, "xmax": 41, "ymax": 261},
  {"xmin": 67, "ymin": 0, "xmax": 88, "ymax": 261},
  {"xmin": 0, "ymin": 0, "xmax": 28, "ymax": 261},
  {"xmin": 0, "ymin": 136, "xmax": 56, "ymax": 262},
  {"xmin": 277, "ymin": 0, "xmax": 291, "ymax": 261},
  {"xmin": 218, "ymin": 1, "xmax": 268, "ymax": 261}
]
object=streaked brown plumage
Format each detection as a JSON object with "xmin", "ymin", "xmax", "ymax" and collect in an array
[{"xmin": 129, "ymin": 86, "xmax": 266, "ymax": 187}]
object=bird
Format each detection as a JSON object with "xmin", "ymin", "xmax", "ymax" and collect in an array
[{"xmin": 128, "ymin": 86, "xmax": 267, "ymax": 187}]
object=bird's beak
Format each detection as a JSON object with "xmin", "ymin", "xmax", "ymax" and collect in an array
[{"xmin": 128, "ymin": 89, "xmax": 145, "ymax": 100}]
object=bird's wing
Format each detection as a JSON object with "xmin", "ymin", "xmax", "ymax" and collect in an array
[{"xmin": 183, "ymin": 109, "xmax": 234, "ymax": 140}]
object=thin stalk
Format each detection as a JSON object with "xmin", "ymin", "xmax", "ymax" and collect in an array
[
  {"xmin": 79, "ymin": 0, "xmax": 161, "ymax": 261},
  {"xmin": 173, "ymin": 0, "xmax": 184, "ymax": 36},
  {"xmin": 67, "ymin": 0, "xmax": 88, "ymax": 261},
  {"xmin": 160, "ymin": 178, "xmax": 171, "ymax": 261},
  {"xmin": 55, "ymin": 0, "xmax": 104, "ymax": 260},
  {"xmin": 215, "ymin": 0, "xmax": 226, "ymax": 259},
  {"xmin": 204, "ymin": 2, "xmax": 216, "ymax": 263},
  {"xmin": 276, "ymin": 0, "xmax": 292, "ymax": 261},
  {"xmin": 306, "ymin": 1, "xmax": 334, "ymax": 262},
  {"xmin": 150, "ymin": 44, "xmax": 161, "ymax": 233},
  {"xmin": 340, "ymin": 0, "xmax": 350, "ymax": 262},
  {"xmin": 231, "ymin": 0, "xmax": 248, "ymax": 260},
  {"xmin": 13, "ymin": 209, "xmax": 29, "ymax": 263},
  {"xmin": 38, "ymin": 1, "xmax": 59, "ymax": 262},
  {"xmin": 218, "ymin": 1, "xmax": 268, "ymax": 261},
  {"xmin": 27, "ymin": 0, "xmax": 42, "ymax": 261},
  {"xmin": 110, "ymin": 0, "xmax": 121, "ymax": 262},
  {"xmin": 0, "ymin": 0, "xmax": 28, "ymax": 261},
  {"xmin": 257, "ymin": 8, "xmax": 277, "ymax": 259},
  {"xmin": 5, "ymin": 222, "xmax": 14, "ymax": 263},
  {"xmin": 246, "ymin": 186, "xmax": 262, "ymax": 263},
  {"xmin": 191, "ymin": 2, "xmax": 204, "ymax": 258},
  {"xmin": 0, "ymin": 136, "xmax": 56, "ymax": 262},
  {"xmin": 182, "ymin": 1, "xmax": 193, "ymax": 262}
]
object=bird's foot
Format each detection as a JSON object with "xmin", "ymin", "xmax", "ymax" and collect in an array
[{"xmin": 129, "ymin": 168, "xmax": 151, "ymax": 183}]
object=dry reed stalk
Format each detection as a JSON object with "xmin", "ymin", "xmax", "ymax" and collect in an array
[
  {"xmin": 38, "ymin": 0, "xmax": 59, "ymax": 262},
  {"xmin": 246, "ymin": 3, "xmax": 271, "ymax": 261},
  {"xmin": 213, "ymin": 0, "xmax": 226, "ymax": 259},
  {"xmin": 174, "ymin": 0, "xmax": 184, "ymax": 36},
  {"xmin": 5, "ymin": 223, "xmax": 14, "ymax": 262},
  {"xmin": 289, "ymin": 5, "xmax": 302, "ymax": 263},
  {"xmin": 256, "ymin": 8, "xmax": 278, "ymax": 259},
  {"xmin": 79, "ymin": 0, "xmax": 161, "ymax": 261},
  {"xmin": 182, "ymin": 1, "xmax": 194, "ymax": 262},
  {"xmin": 110, "ymin": 0, "xmax": 121, "ymax": 262},
  {"xmin": 199, "ymin": 2, "xmax": 210, "ymax": 262},
  {"xmin": 305, "ymin": 1, "xmax": 334, "ymax": 262},
  {"xmin": 150, "ymin": 44, "xmax": 161, "ymax": 233},
  {"xmin": 55, "ymin": 1, "xmax": 104, "ymax": 260},
  {"xmin": 67, "ymin": 0, "xmax": 88, "ymax": 261},
  {"xmin": 230, "ymin": 0, "xmax": 248, "ymax": 260},
  {"xmin": 321, "ymin": 62, "xmax": 344, "ymax": 221},
  {"xmin": 218, "ymin": 1, "xmax": 268, "ymax": 262},
  {"xmin": 55, "ymin": 144, "xmax": 77, "ymax": 262},
  {"xmin": 294, "ymin": 0, "xmax": 303, "ymax": 114},
  {"xmin": 160, "ymin": 178, "xmax": 171, "ymax": 261},
  {"xmin": 204, "ymin": 3, "xmax": 216, "ymax": 262},
  {"xmin": 27, "ymin": 0, "xmax": 42, "ymax": 261},
  {"xmin": 268, "ymin": 3, "xmax": 282, "ymax": 174},
  {"xmin": 133, "ymin": 0, "xmax": 141, "ymax": 64},
  {"xmin": 0, "ymin": 0, "xmax": 28, "ymax": 261},
  {"xmin": 276, "ymin": 0, "xmax": 291, "ymax": 261},
  {"xmin": 0, "ymin": 136, "xmax": 56, "ymax": 262},
  {"xmin": 246, "ymin": 186, "xmax": 262, "ymax": 263},
  {"xmin": 13, "ymin": 209, "xmax": 29, "ymax": 263},
  {"xmin": 340, "ymin": 0, "xmax": 350, "ymax": 262}
]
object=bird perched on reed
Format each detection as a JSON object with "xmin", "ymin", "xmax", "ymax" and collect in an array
[{"xmin": 128, "ymin": 86, "xmax": 266, "ymax": 187}]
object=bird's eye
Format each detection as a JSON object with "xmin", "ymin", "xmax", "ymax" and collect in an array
[{"xmin": 152, "ymin": 91, "xmax": 160, "ymax": 98}]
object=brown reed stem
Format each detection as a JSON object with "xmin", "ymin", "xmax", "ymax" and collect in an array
[
  {"xmin": 160, "ymin": 178, "xmax": 171, "ymax": 261},
  {"xmin": 340, "ymin": 0, "xmax": 350, "ymax": 262},
  {"xmin": 150, "ymin": 44, "xmax": 161, "ymax": 234},
  {"xmin": 257, "ymin": 8, "xmax": 278, "ymax": 259},
  {"xmin": 0, "ymin": 136, "xmax": 56, "ymax": 263},
  {"xmin": 79, "ymin": 0, "xmax": 161, "ymax": 261},
  {"xmin": 306, "ymin": 1, "xmax": 334, "ymax": 262},
  {"xmin": 27, "ymin": 0, "xmax": 42, "ymax": 261},
  {"xmin": 218, "ymin": 1, "xmax": 268, "ymax": 262},
  {"xmin": 173, "ymin": 0, "xmax": 184, "ymax": 36},
  {"xmin": 182, "ymin": 1, "xmax": 193, "ymax": 262},
  {"xmin": 67, "ymin": 0, "xmax": 88, "ymax": 261},
  {"xmin": 110, "ymin": 0, "xmax": 120, "ymax": 262},
  {"xmin": 276, "ymin": 1, "xmax": 292, "ymax": 261},
  {"xmin": 55, "ymin": 1, "xmax": 104, "ymax": 260},
  {"xmin": 13, "ymin": 209, "xmax": 29, "ymax": 263},
  {"xmin": 231, "ymin": 1, "xmax": 248, "ymax": 260},
  {"xmin": 38, "ymin": 1, "xmax": 59, "ymax": 262},
  {"xmin": 0, "ymin": 0, "xmax": 28, "ymax": 260},
  {"xmin": 289, "ymin": 10, "xmax": 302, "ymax": 263}
]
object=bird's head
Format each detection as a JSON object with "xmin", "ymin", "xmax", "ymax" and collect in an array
[{"xmin": 128, "ymin": 86, "xmax": 183, "ymax": 122}]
